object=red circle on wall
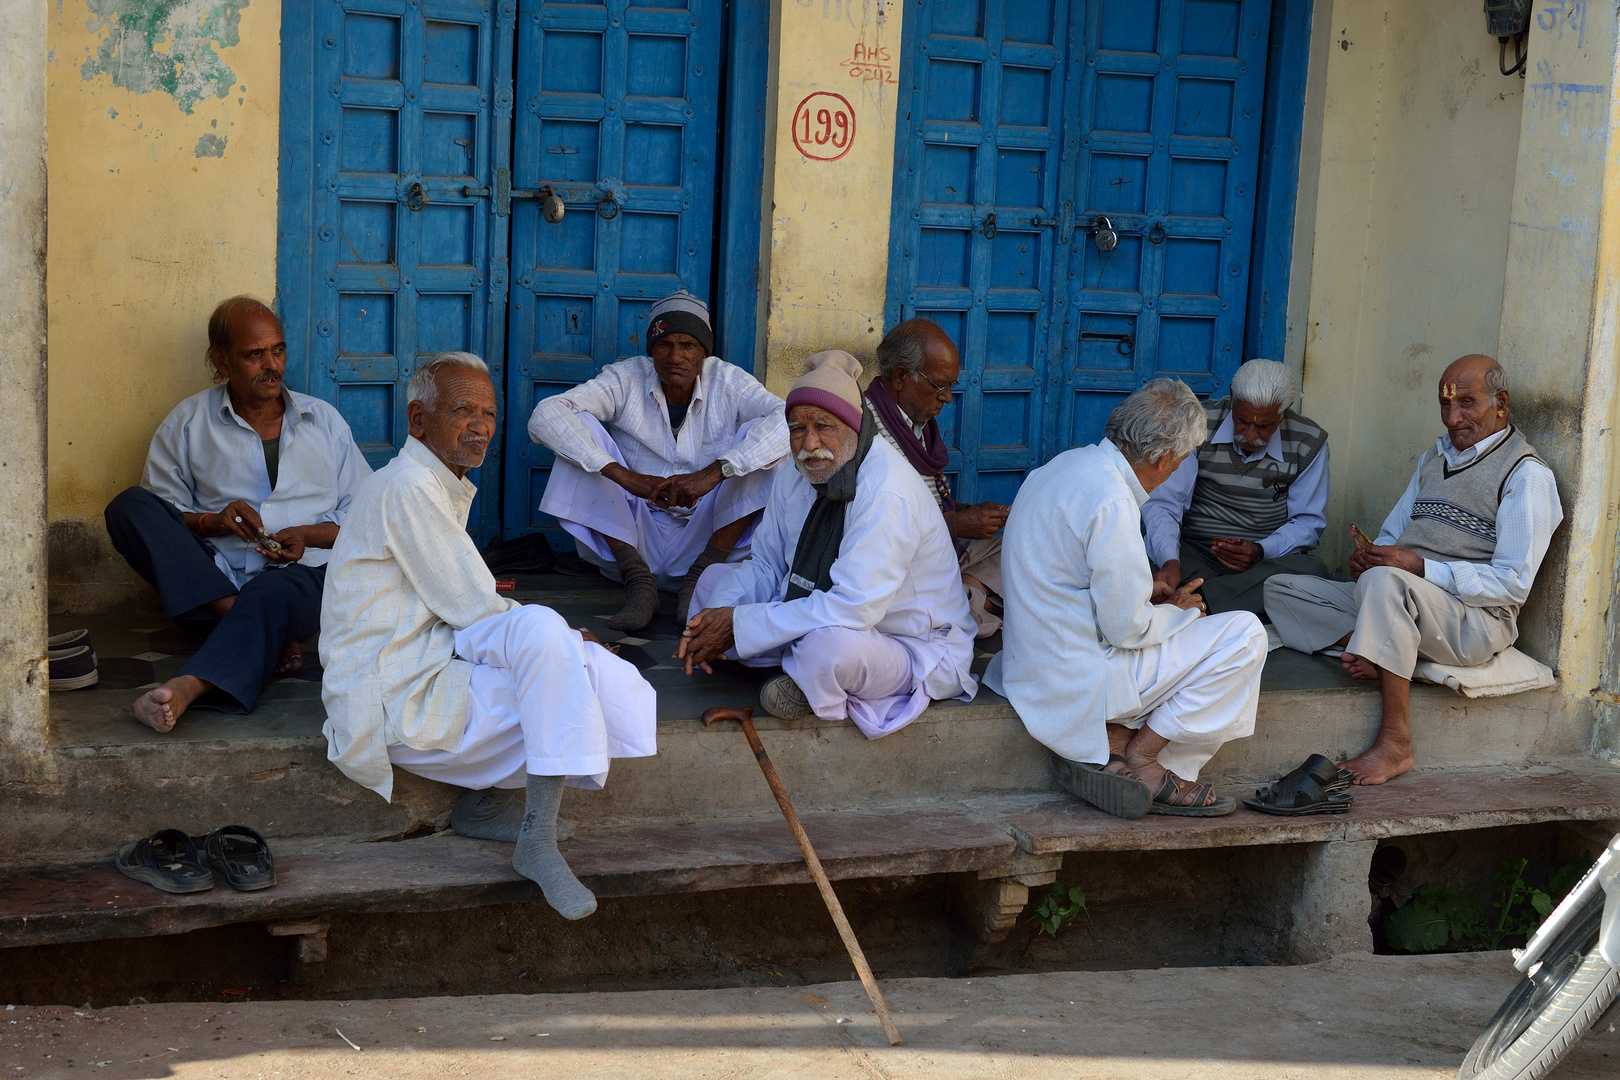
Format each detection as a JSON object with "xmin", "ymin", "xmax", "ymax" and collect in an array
[{"xmin": 791, "ymin": 92, "xmax": 857, "ymax": 162}]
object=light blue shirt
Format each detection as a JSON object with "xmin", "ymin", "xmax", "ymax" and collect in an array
[
  {"xmin": 142, "ymin": 385, "xmax": 371, "ymax": 586},
  {"xmin": 1376, "ymin": 427, "xmax": 1562, "ymax": 608},
  {"xmin": 1142, "ymin": 412, "xmax": 1330, "ymax": 565}
]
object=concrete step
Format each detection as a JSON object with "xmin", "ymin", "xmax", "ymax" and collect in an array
[{"xmin": 5, "ymin": 759, "xmax": 1614, "ymax": 952}]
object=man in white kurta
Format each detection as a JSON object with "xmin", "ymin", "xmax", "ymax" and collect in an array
[
  {"xmin": 984, "ymin": 379, "xmax": 1267, "ymax": 818},
  {"xmin": 321, "ymin": 352, "xmax": 656, "ymax": 919},
  {"xmin": 529, "ymin": 290, "xmax": 788, "ymax": 629},
  {"xmin": 680, "ymin": 350, "xmax": 977, "ymax": 738}
]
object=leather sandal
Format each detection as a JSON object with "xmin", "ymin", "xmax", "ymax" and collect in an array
[
  {"xmin": 1050, "ymin": 753, "xmax": 1152, "ymax": 820},
  {"xmin": 201, "ymin": 825, "xmax": 276, "ymax": 890},
  {"xmin": 114, "ymin": 829, "xmax": 215, "ymax": 894},
  {"xmin": 1147, "ymin": 773, "xmax": 1236, "ymax": 817}
]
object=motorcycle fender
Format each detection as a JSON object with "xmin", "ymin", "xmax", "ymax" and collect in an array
[{"xmin": 1600, "ymin": 857, "xmax": 1620, "ymax": 969}]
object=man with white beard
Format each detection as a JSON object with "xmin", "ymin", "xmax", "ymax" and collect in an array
[{"xmin": 676, "ymin": 350, "xmax": 977, "ymax": 737}]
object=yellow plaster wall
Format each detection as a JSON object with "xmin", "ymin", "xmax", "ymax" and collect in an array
[
  {"xmin": 46, "ymin": 0, "xmax": 282, "ymax": 593},
  {"xmin": 1298, "ymin": 0, "xmax": 1523, "ymax": 572},
  {"xmin": 760, "ymin": 0, "xmax": 902, "ymax": 394}
]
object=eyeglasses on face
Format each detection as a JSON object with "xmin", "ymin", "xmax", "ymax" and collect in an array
[{"xmin": 911, "ymin": 368, "xmax": 957, "ymax": 398}]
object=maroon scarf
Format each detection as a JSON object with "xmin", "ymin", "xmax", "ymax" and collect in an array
[{"xmin": 864, "ymin": 378, "xmax": 957, "ymax": 513}]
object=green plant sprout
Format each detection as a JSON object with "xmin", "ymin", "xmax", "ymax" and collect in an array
[
  {"xmin": 1031, "ymin": 880, "xmax": 1087, "ymax": 937},
  {"xmin": 1384, "ymin": 856, "xmax": 1592, "ymax": 954}
]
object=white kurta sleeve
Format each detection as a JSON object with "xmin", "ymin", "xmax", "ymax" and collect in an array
[
  {"xmin": 717, "ymin": 376, "xmax": 789, "ymax": 476},
  {"xmin": 732, "ymin": 490, "xmax": 919, "ymax": 657},
  {"xmin": 1084, "ymin": 495, "xmax": 1199, "ymax": 651},
  {"xmin": 383, "ymin": 477, "xmax": 517, "ymax": 631},
  {"xmin": 527, "ymin": 366, "xmax": 633, "ymax": 474}
]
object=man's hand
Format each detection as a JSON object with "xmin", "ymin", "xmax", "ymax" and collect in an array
[
  {"xmin": 676, "ymin": 606, "xmax": 736, "ymax": 675},
  {"xmin": 1151, "ymin": 560, "xmax": 1182, "ymax": 603},
  {"xmin": 1351, "ymin": 543, "xmax": 1424, "ymax": 580},
  {"xmin": 651, "ymin": 462, "xmax": 725, "ymax": 509},
  {"xmin": 1210, "ymin": 537, "xmax": 1263, "ymax": 573},
  {"xmin": 1158, "ymin": 577, "xmax": 1206, "ymax": 616},
  {"xmin": 945, "ymin": 502, "xmax": 1010, "ymax": 541},
  {"xmin": 193, "ymin": 499, "xmax": 265, "ymax": 544},
  {"xmin": 259, "ymin": 522, "xmax": 340, "ymax": 562},
  {"xmin": 600, "ymin": 462, "xmax": 667, "ymax": 502}
]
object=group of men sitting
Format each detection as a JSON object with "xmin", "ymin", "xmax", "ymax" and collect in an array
[{"xmin": 105, "ymin": 291, "xmax": 1563, "ymax": 919}]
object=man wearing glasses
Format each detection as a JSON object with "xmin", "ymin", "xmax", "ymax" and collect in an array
[{"xmin": 864, "ymin": 319, "xmax": 1010, "ymax": 637}]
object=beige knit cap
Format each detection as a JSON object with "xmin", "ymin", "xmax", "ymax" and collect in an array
[{"xmin": 784, "ymin": 349, "xmax": 864, "ymax": 431}]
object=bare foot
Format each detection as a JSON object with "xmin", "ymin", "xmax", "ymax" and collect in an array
[
  {"xmin": 1341, "ymin": 652, "xmax": 1379, "ymax": 680},
  {"xmin": 131, "ymin": 675, "xmax": 208, "ymax": 734},
  {"xmin": 1340, "ymin": 736, "xmax": 1415, "ymax": 786},
  {"xmin": 274, "ymin": 640, "xmax": 303, "ymax": 677}
]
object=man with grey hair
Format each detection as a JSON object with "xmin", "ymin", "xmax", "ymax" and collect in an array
[
  {"xmin": 985, "ymin": 378, "xmax": 1267, "ymax": 819},
  {"xmin": 865, "ymin": 318, "xmax": 1009, "ymax": 636},
  {"xmin": 1142, "ymin": 358, "xmax": 1331, "ymax": 616},
  {"xmin": 1265, "ymin": 354, "xmax": 1562, "ymax": 786},
  {"xmin": 321, "ymin": 352, "xmax": 657, "ymax": 920},
  {"xmin": 106, "ymin": 295, "xmax": 370, "ymax": 732}
]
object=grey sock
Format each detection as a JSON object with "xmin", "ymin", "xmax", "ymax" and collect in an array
[
  {"xmin": 676, "ymin": 542, "xmax": 730, "ymax": 624},
  {"xmin": 513, "ymin": 774, "xmax": 596, "ymax": 920},
  {"xmin": 608, "ymin": 543, "xmax": 660, "ymax": 631},
  {"xmin": 449, "ymin": 787, "xmax": 525, "ymax": 842}
]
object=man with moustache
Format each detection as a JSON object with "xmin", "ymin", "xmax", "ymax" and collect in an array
[
  {"xmin": 677, "ymin": 350, "xmax": 977, "ymax": 736},
  {"xmin": 1265, "ymin": 355, "xmax": 1562, "ymax": 786},
  {"xmin": 1141, "ymin": 358, "xmax": 1332, "ymax": 616},
  {"xmin": 865, "ymin": 319, "xmax": 1009, "ymax": 636},
  {"xmin": 103, "ymin": 296, "xmax": 370, "ymax": 732},
  {"xmin": 320, "ymin": 352, "xmax": 657, "ymax": 920}
]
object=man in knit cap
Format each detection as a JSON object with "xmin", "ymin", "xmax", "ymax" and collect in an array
[
  {"xmin": 865, "ymin": 319, "xmax": 1010, "ymax": 637},
  {"xmin": 529, "ymin": 290, "xmax": 789, "ymax": 630},
  {"xmin": 1265, "ymin": 355, "xmax": 1562, "ymax": 786},
  {"xmin": 676, "ymin": 350, "xmax": 978, "ymax": 736},
  {"xmin": 1141, "ymin": 358, "xmax": 1332, "ymax": 616}
]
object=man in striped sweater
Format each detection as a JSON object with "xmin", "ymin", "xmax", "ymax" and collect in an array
[{"xmin": 1142, "ymin": 359, "xmax": 1332, "ymax": 616}]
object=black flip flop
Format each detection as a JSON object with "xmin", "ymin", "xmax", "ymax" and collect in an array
[
  {"xmin": 1147, "ymin": 773, "xmax": 1237, "ymax": 817},
  {"xmin": 114, "ymin": 829, "xmax": 215, "ymax": 894},
  {"xmin": 1243, "ymin": 755, "xmax": 1354, "ymax": 816},
  {"xmin": 1050, "ymin": 753, "xmax": 1152, "ymax": 820},
  {"xmin": 202, "ymin": 825, "xmax": 276, "ymax": 890}
]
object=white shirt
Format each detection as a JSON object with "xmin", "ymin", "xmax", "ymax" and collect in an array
[
  {"xmin": 1142, "ymin": 413, "xmax": 1330, "ymax": 564},
  {"xmin": 142, "ymin": 385, "xmax": 371, "ymax": 585},
  {"xmin": 1376, "ymin": 427, "xmax": 1563, "ymax": 608},
  {"xmin": 706, "ymin": 438, "xmax": 977, "ymax": 704},
  {"xmin": 527, "ymin": 355, "xmax": 789, "ymax": 478},
  {"xmin": 984, "ymin": 440, "xmax": 1202, "ymax": 765},
  {"xmin": 319, "ymin": 437, "xmax": 519, "ymax": 801}
]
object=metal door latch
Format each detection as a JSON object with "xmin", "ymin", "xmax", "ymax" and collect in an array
[
  {"xmin": 405, "ymin": 182, "xmax": 425, "ymax": 212},
  {"xmin": 1080, "ymin": 330, "xmax": 1134, "ymax": 355}
]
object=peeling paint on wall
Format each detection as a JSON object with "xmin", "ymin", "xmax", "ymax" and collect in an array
[
  {"xmin": 194, "ymin": 132, "xmax": 225, "ymax": 157},
  {"xmin": 80, "ymin": 0, "xmax": 247, "ymax": 114}
]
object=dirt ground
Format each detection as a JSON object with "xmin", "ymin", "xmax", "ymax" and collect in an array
[{"xmin": 4, "ymin": 951, "xmax": 1617, "ymax": 1079}]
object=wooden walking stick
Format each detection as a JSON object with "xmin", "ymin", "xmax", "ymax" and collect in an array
[{"xmin": 702, "ymin": 705, "xmax": 902, "ymax": 1046}]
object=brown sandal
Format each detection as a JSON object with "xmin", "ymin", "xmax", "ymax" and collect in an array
[{"xmin": 1148, "ymin": 772, "xmax": 1236, "ymax": 817}]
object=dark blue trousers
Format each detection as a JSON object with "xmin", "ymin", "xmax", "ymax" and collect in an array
[{"xmin": 104, "ymin": 486, "xmax": 326, "ymax": 713}]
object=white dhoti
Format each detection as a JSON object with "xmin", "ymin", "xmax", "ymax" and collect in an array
[
  {"xmin": 959, "ymin": 536, "xmax": 1004, "ymax": 638},
  {"xmin": 689, "ymin": 565, "xmax": 931, "ymax": 739},
  {"xmin": 387, "ymin": 605, "xmax": 658, "ymax": 790},
  {"xmin": 539, "ymin": 414, "xmax": 778, "ymax": 590},
  {"xmin": 1108, "ymin": 610, "xmax": 1266, "ymax": 781},
  {"xmin": 1264, "ymin": 566, "xmax": 1518, "ymax": 677}
]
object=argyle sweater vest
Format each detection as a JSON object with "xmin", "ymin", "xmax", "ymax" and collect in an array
[
  {"xmin": 1395, "ymin": 426, "xmax": 1543, "ymax": 566},
  {"xmin": 1180, "ymin": 398, "xmax": 1329, "ymax": 547}
]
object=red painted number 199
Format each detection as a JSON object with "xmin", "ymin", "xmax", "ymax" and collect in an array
[{"xmin": 792, "ymin": 92, "xmax": 857, "ymax": 162}]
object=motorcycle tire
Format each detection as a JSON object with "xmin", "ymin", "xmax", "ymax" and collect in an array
[{"xmin": 1458, "ymin": 891, "xmax": 1618, "ymax": 1080}]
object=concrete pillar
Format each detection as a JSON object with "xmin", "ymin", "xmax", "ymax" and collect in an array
[
  {"xmin": 0, "ymin": 1, "xmax": 50, "ymax": 777},
  {"xmin": 1496, "ymin": 4, "xmax": 1620, "ymax": 750},
  {"xmin": 1287, "ymin": 839, "xmax": 1376, "ymax": 964}
]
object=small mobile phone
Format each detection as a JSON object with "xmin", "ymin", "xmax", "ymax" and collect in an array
[{"xmin": 1350, "ymin": 524, "xmax": 1375, "ymax": 549}]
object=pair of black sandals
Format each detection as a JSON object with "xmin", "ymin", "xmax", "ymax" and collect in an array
[
  {"xmin": 114, "ymin": 826, "xmax": 276, "ymax": 894},
  {"xmin": 1052, "ymin": 752, "xmax": 1355, "ymax": 820}
]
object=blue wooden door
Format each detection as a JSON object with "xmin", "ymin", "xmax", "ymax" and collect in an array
[
  {"xmin": 886, "ymin": 0, "xmax": 1272, "ymax": 496},
  {"xmin": 304, "ymin": 0, "xmax": 513, "ymax": 540},
  {"xmin": 884, "ymin": 0, "xmax": 1075, "ymax": 508},
  {"xmin": 1054, "ymin": 0, "xmax": 1272, "ymax": 446},
  {"xmin": 502, "ymin": 0, "xmax": 723, "ymax": 539}
]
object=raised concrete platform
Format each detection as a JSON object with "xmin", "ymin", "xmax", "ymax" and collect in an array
[{"xmin": 10, "ymin": 574, "xmax": 1590, "ymax": 866}]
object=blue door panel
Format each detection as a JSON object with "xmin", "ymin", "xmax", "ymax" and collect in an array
[
  {"xmin": 887, "ymin": 0, "xmax": 1272, "ymax": 497},
  {"xmin": 306, "ymin": 0, "xmax": 513, "ymax": 541},
  {"xmin": 503, "ymin": 0, "xmax": 723, "ymax": 541}
]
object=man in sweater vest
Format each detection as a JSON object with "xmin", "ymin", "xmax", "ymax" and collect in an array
[
  {"xmin": 1264, "ymin": 356, "xmax": 1563, "ymax": 785},
  {"xmin": 1143, "ymin": 359, "xmax": 1332, "ymax": 615}
]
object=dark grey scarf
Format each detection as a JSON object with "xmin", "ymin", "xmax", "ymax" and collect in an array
[{"xmin": 785, "ymin": 400, "xmax": 877, "ymax": 601}]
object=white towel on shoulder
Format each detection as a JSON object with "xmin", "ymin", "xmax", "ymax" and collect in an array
[{"xmin": 1413, "ymin": 646, "xmax": 1555, "ymax": 698}]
